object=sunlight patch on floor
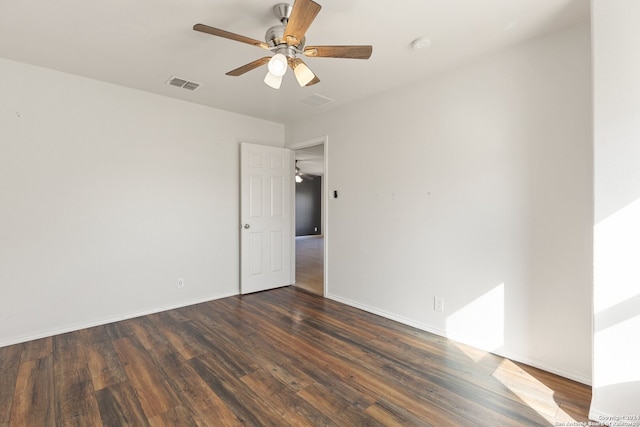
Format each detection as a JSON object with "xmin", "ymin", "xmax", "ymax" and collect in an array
[
  {"xmin": 492, "ymin": 359, "xmax": 582, "ymax": 424},
  {"xmin": 492, "ymin": 359, "xmax": 555, "ymax": 416}
]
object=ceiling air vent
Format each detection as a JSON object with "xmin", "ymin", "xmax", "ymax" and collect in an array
[
  {"xmin": 301, "ymin": 93, "xmax": 335, "ymax": 107},
  {"xmin": 167, "ymin": 76, "xmax": 201, "ymax": 91}
]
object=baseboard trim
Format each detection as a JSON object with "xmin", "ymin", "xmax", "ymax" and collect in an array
[
  {"xmin": 326, "ymin": 292, "xmax": 447, "ymax": 337},
  {"xmin": 0, "ymin": 290, "xmax": 239, "ymax": 348},
  {"xmin": 326, "ymin": 292, "xmax": 592, "ymax": 386}
]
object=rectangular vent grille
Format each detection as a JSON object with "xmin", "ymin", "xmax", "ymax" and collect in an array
[
  {"xmin": 167, "ymin": 76, "xmax": 201, "ymax": 91},
  {"xmin": 182, "ymin": 81, "xmax": 200, "ymax": 91},
  {"xmin": 301, "ymin": 93, "xmax": 335, "ymax": 107}
]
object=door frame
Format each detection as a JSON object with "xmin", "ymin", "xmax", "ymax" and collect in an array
[{"xmin": 289, "ymin": 136, "xmax": 329, "ymax": 296}]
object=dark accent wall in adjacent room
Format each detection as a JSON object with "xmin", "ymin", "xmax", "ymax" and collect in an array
[{"xmin": 295, "ymin": 176, "xmax": 321, "ymax": 236}]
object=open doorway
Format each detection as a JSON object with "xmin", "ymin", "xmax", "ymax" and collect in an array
[{"xmin": 292, "ymin": 139, "xmax": 326, "ymax": 296}]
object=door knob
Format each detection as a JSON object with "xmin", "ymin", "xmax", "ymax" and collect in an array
[{"xmin": 243, "ymin": 224, "xmax": 250, "ymax": 229}]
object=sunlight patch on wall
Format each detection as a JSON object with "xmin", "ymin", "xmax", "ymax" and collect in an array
[
  {"xmin": 594, "ymin": 316, "xmax": 640, "ymax": 389},
  {"xmin": 594, "ymin": 199, "xmax": 640, "ymax": 388},
  {"xmin": 446, "ymin": 283, "xmax": 505, "ymax": 353},
  {"xmin": 594, "ymin": 199, "xmax": 640, "ymax": 313}
]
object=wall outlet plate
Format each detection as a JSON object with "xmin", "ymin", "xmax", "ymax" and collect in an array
[
  {"xmin": 434, "ymin": 296, "xmax": 445, "ymax": 312},
  {"xmin": 177, "ymin": 278, "xmax": 184, "ymax": 288}
]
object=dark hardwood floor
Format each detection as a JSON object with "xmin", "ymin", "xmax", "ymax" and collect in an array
[
  {"xmin": 295, "ymin": 235, "xmax": 323, "ymax": 295},
  {"xmin": 1, "ymin": 287, "xmax": 591, "ymax": 426}
]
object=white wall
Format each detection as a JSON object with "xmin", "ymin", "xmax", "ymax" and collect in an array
[
  {"xmin": 287, "ymin": 24, "xmax": 593, "ymax": 383},
  {"xmin": 0, "ymin": 58, "xmax": 284, "ymax": 346},
  {"xmin": 591, "ymin": 0, "xmax": 640, "ymax": 421}
]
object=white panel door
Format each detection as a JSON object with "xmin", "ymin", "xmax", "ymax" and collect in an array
[{"xmin": 240, "ymin": 143, "xmax": 292, "ymax": 294}]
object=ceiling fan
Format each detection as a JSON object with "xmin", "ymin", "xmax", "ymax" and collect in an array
[
  {"xmin": 193, "ymin": 0, "xmax": 373, "ymax": 89},
  {"xmin": 295, "ymin": 161, "xmax": 315, "ymax": 183}
]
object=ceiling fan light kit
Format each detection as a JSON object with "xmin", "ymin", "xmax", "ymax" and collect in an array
[
  {"xmin": 267, "ymin": 53, "xmax": 288, "ymax": 77},
  {"xmin": 264, "ymin": 71, "xmax": 283, "ymax": 89},
  {"xmin": 292, "ymin": 61, "xmax": 315, "ymax": 86},
  {"xmin": 193, "ymin": 0, "xmax": 372, "ymax": 90}
]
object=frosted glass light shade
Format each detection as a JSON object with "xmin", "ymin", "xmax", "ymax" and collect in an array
[
  {"xmin": 293, "ymin": 62, "xmax": 315, "ymax": 86},
  {"xmin": 264, "ymin": 71, "xmax": 283, "ymax": 89},
  {"xmin": 267, "ymin": 53, "xmax": 288, "ymax": 77}
]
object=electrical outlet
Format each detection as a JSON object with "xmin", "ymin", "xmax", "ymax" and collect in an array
[
  {"xmin": 434, "ymin": 296, "xmax": 445, "ymax": 312},
  {"xmin": 177, "ymin": 278, "xmax": 184, "ymax": 288}
]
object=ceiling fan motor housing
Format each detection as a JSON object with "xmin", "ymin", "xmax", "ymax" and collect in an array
[
  {"xmin": 265, "ymin": 25, "xmax": 286, "ymax": 47},
  {"xmin": 266, "ymin": 29, "xmax": 305, "ymax": 52},
  {"xmin": 267, "ymin": 3, "xmax": 306, "ymax": 52}
]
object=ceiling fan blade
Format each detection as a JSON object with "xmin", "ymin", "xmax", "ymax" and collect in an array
[
  {"xmin": 193, "ymin": 24, "xmax": 270, "ymax": 50},
  {"xmin": 226, "ymin": 57, "xmax": 271, "ymax": 76},
  {"xmin": 304, "ymin": 45, "xmax": 373, "ymax": 59},
  {"xmin": 284, "ymin": 0, "xmax": 321, "ymax": 46}
]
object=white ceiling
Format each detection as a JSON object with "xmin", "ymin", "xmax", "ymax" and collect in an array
[
  {"xmin": 0, "ymin": 0, "xmax": 589, "ymax": 125},
  {"xmin": 295, "ymin": 144, "xmax": 325, "ymax": 176}
]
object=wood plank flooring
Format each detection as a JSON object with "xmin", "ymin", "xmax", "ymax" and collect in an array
[
  {"xmin": 295, "ymin": 235, "xmax": 323, "ymax": 295},
  {"xmin": 0, "ymin": 287, "xmax": 592, "ymax": 426}
]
